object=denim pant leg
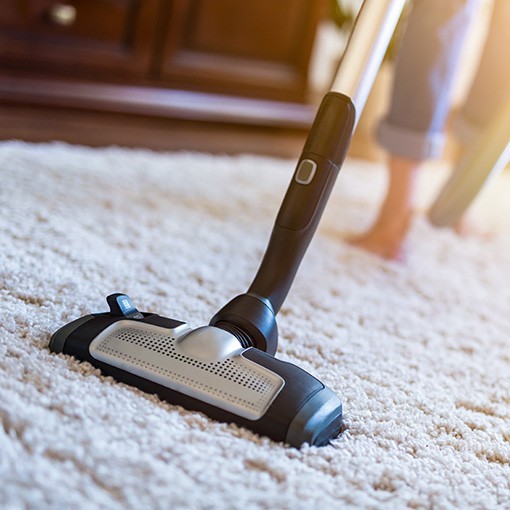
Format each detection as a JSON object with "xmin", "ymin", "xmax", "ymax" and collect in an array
[
  {"xmin": 454, "ymin": 0, "xmax": 510, "ymax": 145},
  {"xmin": 377, "ymin": 0, "xmax": 480, "ymax": 160}
]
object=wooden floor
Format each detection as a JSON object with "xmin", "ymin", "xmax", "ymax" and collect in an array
[{"xmin": 0, "ymin": 104, "xmax": 309, "ymax": 158}]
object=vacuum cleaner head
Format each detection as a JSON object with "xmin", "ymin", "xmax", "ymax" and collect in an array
[
  {"xmin": 50, "ymin": 91, "xmax": 356, "ymax": 447},
  {"xmin": 50, "ymin": 294, "xmax": 343, "ymax": 447}
]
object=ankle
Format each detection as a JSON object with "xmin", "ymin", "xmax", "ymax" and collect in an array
[{"xmin": 378, "ymin": 202, "xmax": 413, "ymax": 227}]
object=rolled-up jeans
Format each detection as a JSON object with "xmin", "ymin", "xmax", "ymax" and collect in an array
[{"xmin": 377, "ymin": 0, "xmax": 510, "ymax": 160}]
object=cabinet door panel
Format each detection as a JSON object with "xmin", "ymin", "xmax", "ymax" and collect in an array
[{"xmin": 159, "ymin": 0, "xmax": 324, "ymax": 102}]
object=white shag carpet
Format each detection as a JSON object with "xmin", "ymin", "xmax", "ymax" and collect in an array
[{"xmin": 1, "ymin": 141, "xmax": 510, "ymax": 509}]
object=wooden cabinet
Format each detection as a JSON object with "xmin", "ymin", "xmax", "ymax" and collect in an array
[
  {"xmin": 0, "ymin": 0, "xmax": 324, "ymax": 126},
  {"xmin": 0, "ymin": 0, "xmax": 160, "ymax": 79}
]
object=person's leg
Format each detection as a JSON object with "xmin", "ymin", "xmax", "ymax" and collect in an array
[
  {"xmin": 454, "ymin": 0, "xmax": 510, "ymax": 146},
  {"xmin": 431, "ymin": 0, "xmax": 510, "ymax": 232},
  {"xmin": 352, "ymin": 155, "xmax": 418, "ymax": 260},
  {"xmin": 351, "ymin": 0, "xmax": 480, "ymax": 259}
]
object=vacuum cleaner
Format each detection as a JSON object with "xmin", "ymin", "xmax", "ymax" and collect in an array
[{"xmin": 49, "ymin": 0, "xmax": 406, "ymax": 447}]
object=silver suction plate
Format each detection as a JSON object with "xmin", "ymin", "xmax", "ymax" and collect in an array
[{"xmin": 89, "ymin": 321, "xmax": 284, "ymax": 420}]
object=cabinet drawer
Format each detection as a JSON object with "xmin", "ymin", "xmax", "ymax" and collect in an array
[{"xmin": 0, "ymin": 0, "xmax": 160, "ymax": 79}]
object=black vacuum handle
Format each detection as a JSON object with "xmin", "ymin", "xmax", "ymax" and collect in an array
[{"xmin": 248, "ymin": 92, "xmax": 356, "ymax": 314}]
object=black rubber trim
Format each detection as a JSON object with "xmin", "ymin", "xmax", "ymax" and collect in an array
[
  {"xmin": 49, "ymin": 315, "xmax": 95, "ymax": 353},
  {"xmin": 285, "ymin": 386, "xmax": 343, "ymax": 447}
]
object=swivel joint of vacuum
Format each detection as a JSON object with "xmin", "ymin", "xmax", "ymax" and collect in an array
[{"xmin": 209, "ymin": 293, "xmax": 278, "ymax": 355}]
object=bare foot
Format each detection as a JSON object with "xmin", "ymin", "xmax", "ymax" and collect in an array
[
  {"xmin": 349, "ymin": 211, "xmax": 413, "ymax": 261},
  {"xmin": 451, "ymin": 215, "xmax": 493, "ymax": 239},
  {"xmin": 452, "ymin": 215, "xmax": 472, "ymax": 236}
]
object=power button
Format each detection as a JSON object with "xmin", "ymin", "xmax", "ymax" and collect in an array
[{"xmin": 295, "ymin": 159, "xmax": 317, "ymax": 185}]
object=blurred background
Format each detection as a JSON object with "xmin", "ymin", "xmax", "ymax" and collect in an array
[{"xmin": 0, "ymin": 0, "xmax": 496, "ymax": 159}]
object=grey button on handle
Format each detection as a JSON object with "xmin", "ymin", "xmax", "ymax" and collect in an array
[{"xmin": 295, "ymin": 159, "xmax": 317, "ymax": 185}]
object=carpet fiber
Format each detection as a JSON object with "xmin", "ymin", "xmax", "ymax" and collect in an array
[{"xmin": 1, "ymin": 141, "xmax": 510, "ymax": 509}]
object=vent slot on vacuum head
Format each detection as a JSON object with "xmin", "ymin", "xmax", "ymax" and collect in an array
[{"xmin": 89, "ymin": 321, "xmax": 284, "ymax": 420}]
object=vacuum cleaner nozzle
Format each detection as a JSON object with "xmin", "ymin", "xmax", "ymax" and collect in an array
[
  {"xmin": 50, "ymin": 92, "xmax": 355, "ymax": 447},
  {"xmin": 50, "ymin": 294, "xmax": 343, "ymax": 447}
]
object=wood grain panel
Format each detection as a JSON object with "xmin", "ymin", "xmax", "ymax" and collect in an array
[{"xmin": 158, "ymin": 0, "xmax": 324, "ymax": 101}]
